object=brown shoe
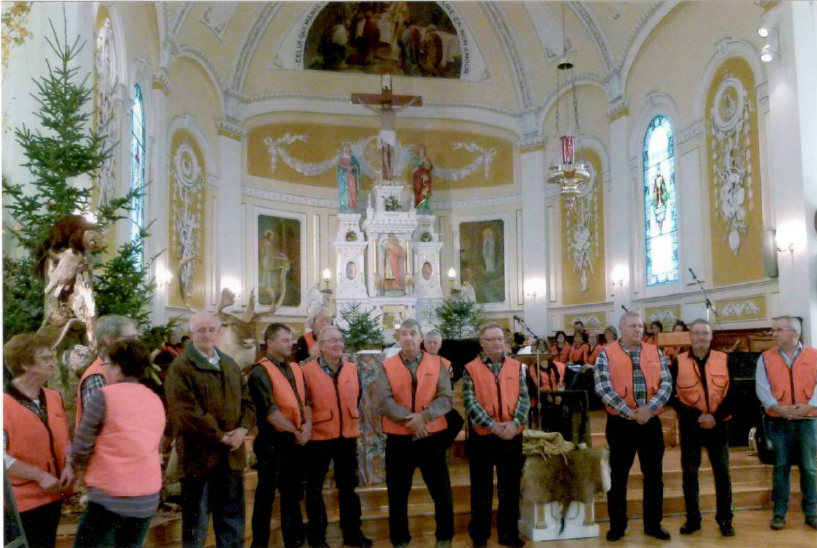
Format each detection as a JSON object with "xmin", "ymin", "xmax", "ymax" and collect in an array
[{"xmin": 770, "ymin": 515, "xmax": 786, "ymax": 530}]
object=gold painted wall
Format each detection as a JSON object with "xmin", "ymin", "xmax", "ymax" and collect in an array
[
  {"xmin": 561, "ymin": 149, "xmax": 606, "ymax": 305},
  {"xmin": 168, "ymin": 130, "xmax": 207, "ymax": 309},
  {"xmin": 706, "ymin": 57, "xmax": 766, "ymax": 286},
  {"xmin": 247, "ymin": 119, "xmax": 513, "ymax": 191},
  {"xmin": 645, "ymin": 306, "xmax": 682, "ymax": 329},
  {"xmin": 564, "ymin": 312, "xmax": 607, "ymax": 332},
  {"xmin": 715, "ymin": 295, "xmax": 766, "ymax": 322}
]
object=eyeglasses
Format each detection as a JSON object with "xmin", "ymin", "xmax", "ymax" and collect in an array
[
  {"xmin": 771, "ymin": 327, "xmax": 794, "ymax": 333},
  {"xmin": 321, "ymin": 338, "xmax": 344, "ymax": 344},
  {"xmin": 481, "ymin": 337, "xmax": 505, "ymax": 343}
]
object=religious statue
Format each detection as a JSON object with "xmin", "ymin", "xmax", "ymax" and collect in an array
[
  {"xmin": 337, "ymin": 143, "xmax": 361, "ymax": 210},
  {"xmin": 351, "ymin": 74, "xmax": 422, "ymax": 182},
  {"xmin": 411, "ymin": 144, "xmax": 433, "ymax": 210},
  {"xmin": 381, "ymin": 233, "xmax": 406, "ymax": 292},
  {"xmin": 652, "ymin": 167, "xmax": 668, "ymax": 230}
]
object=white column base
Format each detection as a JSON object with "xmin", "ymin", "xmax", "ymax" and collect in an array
[{"xmin": 519, "ymin": 501, "xmax": 599, "ymax": 541}]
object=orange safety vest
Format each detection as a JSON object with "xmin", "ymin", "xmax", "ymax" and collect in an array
[
  {"xmin": 304, "ymin": 331, "xmax": 318, "ymax": 352},
  {"xmin": 675, "ymin": 351, "xmax": 731, "ymax": 417},
  {"xmin": 551, "ymin": 345, "xmax": 570, "ymax": 363},
  {"xmin": 604, "ymin": 342, "xmax": 665, "ymax": 416},
  {"xmin": 258, "ymin": 358, "xmax": 306, "ymax": 429},
  {"xmin": 302, "ymin": 359, "xmax": 361, "ymax": 440},
  {"xmin": 530, "ymin": 361, "xmax": 566, "ymax": 391},
  {"xmin": 382, "ymin": 353, "xmax": 448, "ymax": 435},
  {"xmin": 587, "ymin": 345, "xmax": 603, "ymax": 366},
  {"xmin": 762, "ymin": 346, "xmax": 817, "ymax": 418},
  {"xmin": 84, "ymin": 383, "xmax": 166, "ymax": 496},
  {"xmin": 464, "ymin": 356, "xmax": 524, "ymax": 436},
  {"xmin": 75, "ymin": 356, "xmax": 110, "ymax": 429},
  {"xmin": 3, "ymin": 388, "xmax": 72, "ymax": 512},
  {"xmin": 567, "ymin": 344, "xmax": 588, "ymax": 364}
]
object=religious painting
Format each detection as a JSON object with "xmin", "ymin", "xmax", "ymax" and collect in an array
[
  {"xmin": 382, "ymin": 305, "xmax": 408, "ymax": 332},
  {"xmin": 458, "ymin": 219, "xmax": 505, "ymax": 304},
  {"xmin": 304, "ymin": 2, "xmax": 462, "ymax": 78},
  {"xmin": 257, "ymin": 213, "xmax": 302, "ymax": 308},
  {"xmin": 378, "ymin": 233, "xmax": 408, "ymax": 296}
]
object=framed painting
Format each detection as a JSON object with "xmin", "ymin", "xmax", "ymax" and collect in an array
[
  {"xmin": 455, "ymin": 216, "xmax": 507, "ymax": 306},
  {"xmin": 254, "ymin": 207, "xmax": 306, "ymax": 313}
]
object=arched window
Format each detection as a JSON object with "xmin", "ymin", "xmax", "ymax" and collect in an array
[
  {"xmin": 643, "ymin": 115, "xmax": 679, "ymax": 287},
  {"xmin": 130, "ymin": 84, "xmax": 146, "ymax": 260}
]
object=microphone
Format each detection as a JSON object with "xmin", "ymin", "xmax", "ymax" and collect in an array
[
  {"xmin": 621, "ymin": 304, "xmax": 629, "ymax": 312},
  {"xmin": 689, "ymin": 268, "xmax": 698, "ymax": 281},
  {"xmin": 513, "ymin": 315, "xmax": 523, "ymax": 323}
]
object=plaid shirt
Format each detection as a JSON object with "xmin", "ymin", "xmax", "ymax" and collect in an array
[
  {"xmin": 463, "ymin": 352, "xmax": 530, "ymax": 429},
  {"xmin": 80, "ymin": 373, "xmax": 107, "ymax": 409},
  {"xmin": 593, "ymin": 341, "xmax": 672, "ymax": 416}
]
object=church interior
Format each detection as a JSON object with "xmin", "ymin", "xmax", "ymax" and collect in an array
[{"xmin": 2, "ymin": 1, "xmax": 817, "ymax": 547}]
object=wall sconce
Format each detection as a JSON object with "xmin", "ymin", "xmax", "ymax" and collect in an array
[
  {"xmin": 447, "ymin": 267, "xmax": 457, "ymax": 282},
  {"xmin": 155, "ymin": 264, "xmax": 173, "ymax": 288},
  {"xmin": 610, "ymin": 264, "xmax": 628, "ymax": 296},
  {"xmin": 775, "ymin": 221, "xmax": 804, "ymax": 255},
  {"xmin": 759, "ymin": 28, "xmax": 779, "ymax": 63},
  {"xmin": 321, "ymin": 268, "xmax": 333, "ymax": 295}
]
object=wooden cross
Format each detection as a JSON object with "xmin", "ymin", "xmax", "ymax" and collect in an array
[{"xmin": 350, "ymin": 74, "xmax": 424, "ymax": 109}]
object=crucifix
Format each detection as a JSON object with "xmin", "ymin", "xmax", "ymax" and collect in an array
[{"xmin": 351, "ymin": 74, "xmax": 423, "ymax": 181}]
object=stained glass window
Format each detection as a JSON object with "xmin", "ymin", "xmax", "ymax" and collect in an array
[
  {"xmin": 130, "ymin": 84, "xmax": 146, "ymax": 263},
  {"xmin": 643, "ymin": 115, "xmax": 679, "ymax": 287}
]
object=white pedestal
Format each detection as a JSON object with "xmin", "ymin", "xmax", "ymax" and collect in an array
[{"xmin": 519, "ymin": 501, "xmax": 599, "ymax": 541}]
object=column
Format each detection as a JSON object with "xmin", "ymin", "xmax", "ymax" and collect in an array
[
  {"xmin": 605, "ymin": 102, "xmax": 634, "ymax": 316},
  {"xmin": 764, "ymin": 3, "xmax": 817, "ymax": 343},
  {"xmin": 215, "ymin": 121, "xmax": 247, "ymax": 312},
  {"xmin": 148, "ymin": 71, "xmax": 172, "ymax": 326},
  {"xmin": 519, "ymin": 143, "xmax": 549, "ymax": 337}
]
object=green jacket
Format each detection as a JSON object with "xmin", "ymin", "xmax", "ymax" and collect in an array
[{"xmin": 166, "ymin": 343, "xmax": 255, "ymax": 477}]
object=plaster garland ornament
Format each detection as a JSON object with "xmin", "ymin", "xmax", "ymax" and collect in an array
[
  {"xmin": 170, "ymin": 140, "xmax": 205, "ymax": 304},
  {"xmin": 718, "ymin": 300, "xmax": 761, "ymax": 319},
  {"xmin": 95, "ymin": 18, "xmax": 119, "ymax": 207},
  {"xmin": 709, "ymin": 75, "xmax": 754, "ymax": 254},
  {"xmin": 565, "ymin": 169, "xmax": 599, "ymax": 292},
  {"xmin": 264, "ymin": 134, "xmax": 496, "ymax": 183},
  {"xmin": 567, "ymin": 315, "xmax": 602, "ymax": 329},
  {"xmin": 648, "ymin": 310, "xmax": 678, "ymax": 326}
]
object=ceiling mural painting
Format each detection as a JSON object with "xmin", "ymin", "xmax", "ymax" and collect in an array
[{"xmin": 273, "ymin": 1, "xmax": 489, "ymax": 82}]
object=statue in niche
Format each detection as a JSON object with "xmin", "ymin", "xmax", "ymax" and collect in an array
[
  {"xmin": 411, "ymin": 144, "xmax": 433, "ymax": 210},
  {"xmin": 337, "ymin": 143, "xmax": 361, "ymax": 210},
  {"xmin": 381, "ymin": 233, "xmax": 406, "ymax": 292},
  {"xmin": 481, "ymin": 227, "xmax": 497, "ymax": 273}
]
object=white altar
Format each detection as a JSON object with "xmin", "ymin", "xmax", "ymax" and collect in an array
[{"xmin": 334, "ymin": 182, "xmax": 443, "ymax": 341}]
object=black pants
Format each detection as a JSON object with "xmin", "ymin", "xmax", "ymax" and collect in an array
[
  {"xmin": 251, "ymin": 436, "xmax": 305, "ymax": 548},
  {"xmin": 606, "ymin": 414, "xmax": 665, "ymax": 533},
  {"xmin": 20, "ymin": 499, "xmax": 62, "ymax": 548},
  {"xmin": 443, "ymin": 409, "xmax": 465, "ymax": 448},
  {"xmin": 304, "ymin": 437, "xmax": 364, "ymax": 544},
  {"xmin": 467, "ymin": 431, "xmax": 524, "ymax": 544},
  {"xmin": 679, "ymin": 417, "xmax": 733, "ymax": 525},
  {"xmin": 385, "ymin": 432, "xmax": 454, "ymax": 545}
]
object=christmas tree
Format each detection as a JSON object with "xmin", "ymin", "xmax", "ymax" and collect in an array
[
  {"xmin": 338, "ymin": 302, "xmax": 384, "ymax": 353},
  {"xmin": 434, "ymin": 297, "xmax": 485, "ymax": 340},
  {"xmin": 3, "ymin": 18, "xmax": 154, "ymax": 340}
]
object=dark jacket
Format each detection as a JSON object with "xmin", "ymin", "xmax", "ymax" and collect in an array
[{"xmin": 166, "ymin": 343, "xmax": 255, "ymax": 477}]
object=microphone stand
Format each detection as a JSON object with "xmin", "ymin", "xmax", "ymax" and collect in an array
[
  {"xmin": 690, "ymin": 270, "xmax": 722, "ymax": 330},
  {"xmin": 515, "ymin": 316, "xmax": 546, "ymax": 430}
]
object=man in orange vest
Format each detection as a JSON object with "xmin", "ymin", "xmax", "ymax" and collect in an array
[
  {"xmin": 593, "ymin": 311, "xmax": 673, "ymax": 542},
  {"xmin": 302, "ymin": 325, "xmax": 372, "ymax": 548},
  {"xmin": 669, "ymin": 319, "xmax": 734, "ymax": 537},
  {"xmin": 248, "ymin": 323, "xmax": 308, "ymax": 548},
  {"xmin": 463, "ymin": 323, "xmax": 530, "ymax": 548},
  {"xmin": 75, "ymin": 315, "xmax": 138, "ymax": 429},
  {"xmin": 755, "ymin": 315, "xmax": 817, "ymax": 531},
  {"xmin": 376, "ymin": 319, "xmax": 454, "ymax": 548}
]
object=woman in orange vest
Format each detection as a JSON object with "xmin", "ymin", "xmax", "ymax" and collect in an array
[
  {"xmin": 603, "ymin": 325, "xmax": 619, "ymax": 346},
  {"xmin": 301, "ymin": 326, "xmax": 372, "ymax": 548},
  {"xmin": 294, "ymin": 307, "xmax": 333, "ymax": 364},
  {"xmin": 586, "ymin": 332, "xmax": 604, "ymax": 365},
  {"xmin": 70, "ymin": 339, "xmax": 166, "ymax": 548},
  {"xmin": 550, "ymin": 331, "xmax": 570, "ymax": 362},
  {"xmin": 643, "ymin": 320, "xmax": 663, "ymax": 345},
  {"xmin": 3, "ymin": 333, "xmax": 74, "ymax": 548}
]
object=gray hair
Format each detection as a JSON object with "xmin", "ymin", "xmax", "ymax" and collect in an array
[
  {"xmin": 688, "ymin": 318, "xmax": 712, "ymax": 331},
  {"xmin": 618, "ymin": 311, "xmax": 643, "ymax": 328},
  {"xmin": 479, "ymin": 322, "xmax": 504, "ymax": 337},
  {"xmin": 189, "ymin": 311, "xmax": 221, "ymax": 332},
  {"xmin": 96, "ymin": 315, "xmax": 136, "ymax": 342},
  {"xmin": 424, "ymin": 330, "xmax": 443, "ymax": 340},
  {"xmin": 773, "ymin": 315, "xmax": 802, "ymax": 335},
  {"xmin": 317, "ymin": 325, "xmax": 342, "ymax": 342},
  {"xmin": 307, "ymin": 307, "xmax": 333, "ymax": 330},
  {"xmin": 398, "ymin": 318, "xmax": 422, "ymax": 334}
]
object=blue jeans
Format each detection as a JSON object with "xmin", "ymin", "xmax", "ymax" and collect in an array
[
  {"xmin": 181, "ymin": 469, "xmax": 245, "ymax": 548},
  {"xmin": 766, "ymin": 417, "xmax": 817, "ymax": 518},
  {"xmin": 73, "ymin": 502, "xmax": 153, "ymax": 548}
]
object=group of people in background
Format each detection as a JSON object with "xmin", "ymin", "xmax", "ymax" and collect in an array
[{"xmin": 3, "ymin": 309, "xmax": 815, "ymax": 548}]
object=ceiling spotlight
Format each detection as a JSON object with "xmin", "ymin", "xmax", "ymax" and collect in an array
[
  {"xmin": 760, "ymin": 44, "xmax": 774, "ymax": 63},
  {"xmin": 757, "ymin": 27, "xmax": 769, "ymax": 38}
]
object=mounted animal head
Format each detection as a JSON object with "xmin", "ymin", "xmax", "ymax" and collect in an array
[{"xmin": 215, "ymin": 288, "xmax": 270, "ymax": 372}]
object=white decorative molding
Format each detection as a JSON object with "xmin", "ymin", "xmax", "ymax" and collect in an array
[
  {"xmin": 171, "ymin": 139, "xmax": 205, "ymax": 301},
  {"xmin": 694, "ymin": 38, "xmax": 766, "ymax": 120},
  {"xmin": 483, "ymin": 2, "xmax": 535, "ymax": 108},
  {"xmin": 677, "ymin": 119, "xmax": 704, "ymax": 145},
  {"xmin": 718, "ymin": 300, "xmax": 761, "ymax": 318},
  {"xmin": 230, "ymin": 2, "xmax": 284, "ymax": 92},
  {"xmin": 525, "ymin": 2, "xmax": 577, "ymax": 63},
  {"xmin": 95, "ymin": 16, "xmax": 120, "ymax": 208},
  {"xmin": 570, "ymin": 1, "xmax": 615, "ymax": 73},
  {"xmin": 200, "ymin": 3, "xmax": 238, "ymax": 41},
  {"xmin": 216, "ymin": 120, "xmax": 248, "ymax": 141},
  {"xmin": 605, "ymin": 99, "xmax": 630, "ymax": 122},
  {"xmin": 619, "ymin": 1, "xmax": 680, "ymax": 83},
  {"xmin": 647, "ymin": 308, "xmax": 679, "ymax": 325},
  {"xmin": 175, "ymin": 43, "xmax": 226, "ymax": 91}
]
